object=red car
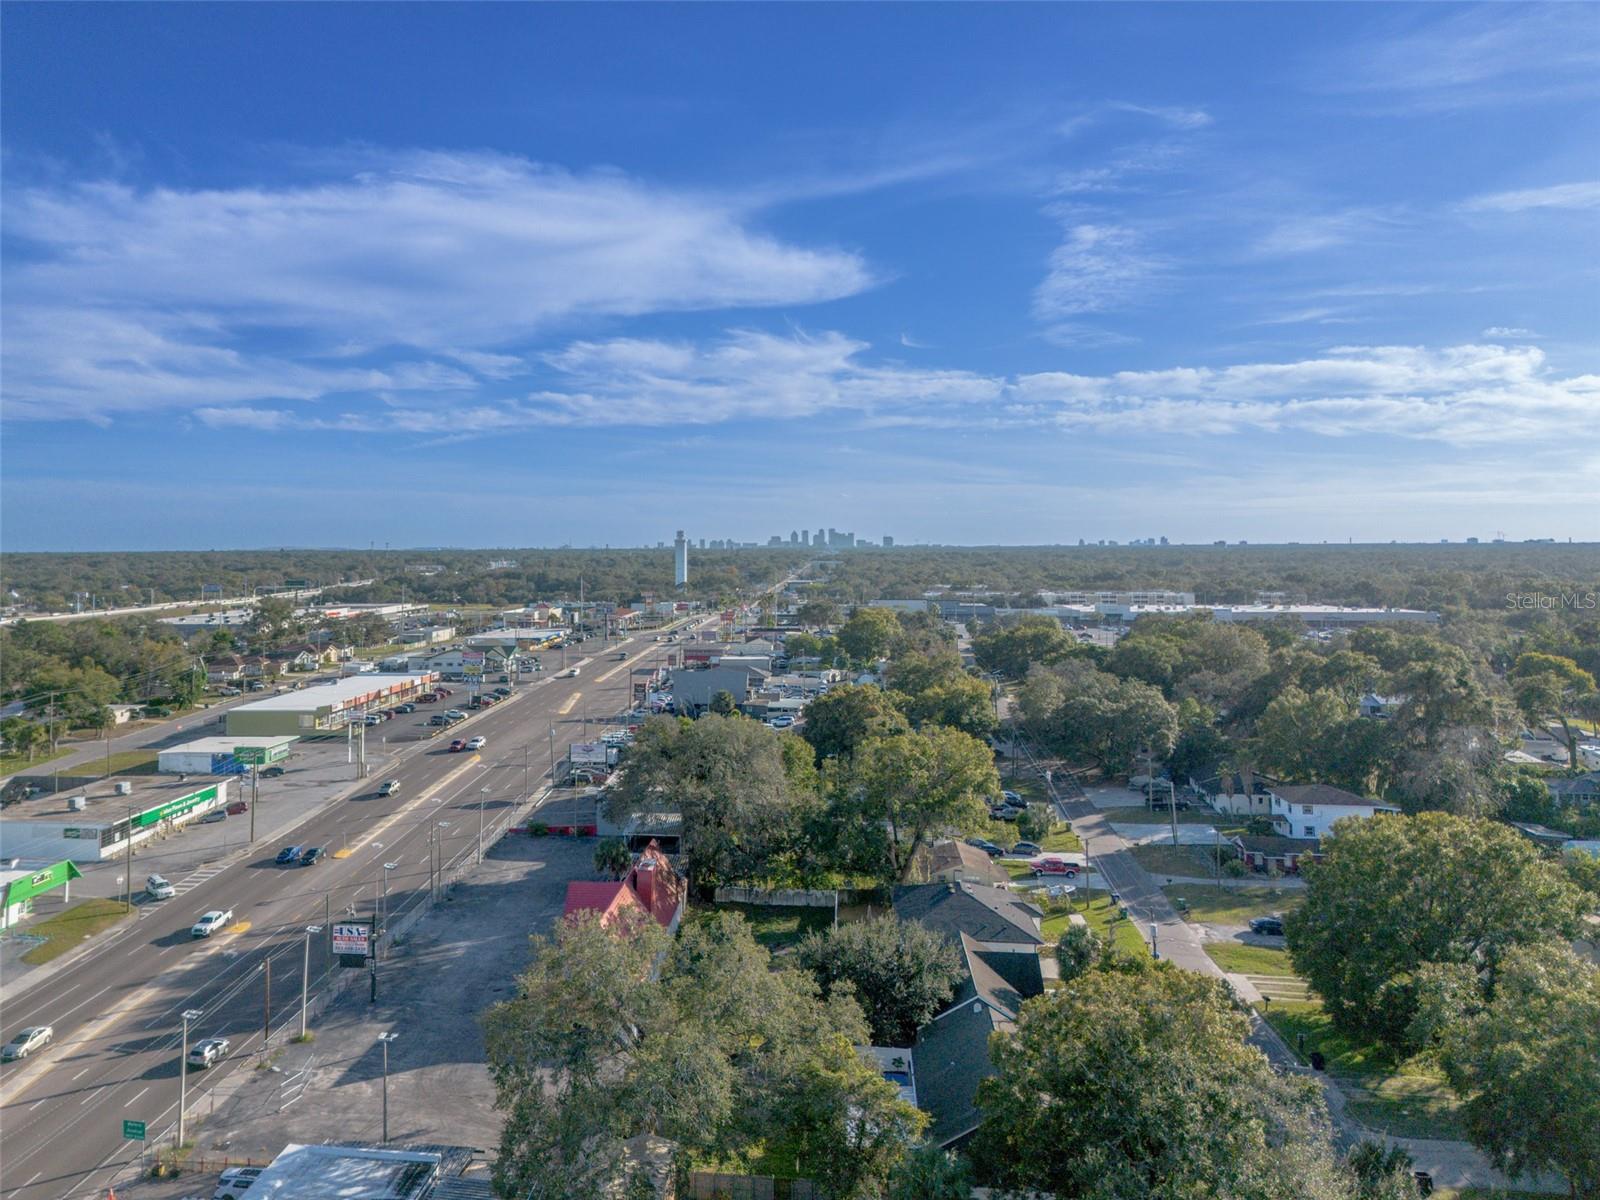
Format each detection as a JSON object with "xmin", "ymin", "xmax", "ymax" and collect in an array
[
  {"xmin": 226, "ymin": 800, "xmax": 250, "ymax": 816},
  {"xmin": 449, "ymin": 739, "xmax": 467, "ymax": 752}
]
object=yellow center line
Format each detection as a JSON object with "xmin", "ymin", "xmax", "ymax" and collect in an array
[
  {"xmin": 343, "ymin": 753, "xmax": 484, "ymax": 854},
  {"xmin": 558, "ymin": 692, "xmax": 580, "ymax": 715}
]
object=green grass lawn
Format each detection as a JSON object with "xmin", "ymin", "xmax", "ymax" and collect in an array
[
  {"xmin": 19, "ymin": 898, "xmax": 134, "ymax": 965},
  {"xmin": 1161, "ymin": 884, "xmax": 1303, "ymax": 925},
  {"xmin": 1202, "ymin": 941, "xmax": 1296, "ymax": 976},
  {"xmin": 93, "ymin": 749, "xmax": 159, "ymax": 776},
  {"xmin": 1128, "ymin": 842, "xmax": 1224, "ymax": 878},
  {"xmin": 693, "ymin": 901, "xmax": 834, "ymax": 951},
  {"xmin": 1041, "ymin": 826, "xmax": 1083, "ymax": 853},
  {"xmin": 1039, "ymin": 889, "xmax": 1150, "ymax": 959},
  {"xmin": 0, "ymin": 744, "xmax": 72, "ymax": 777},
  {"xmin": 1264, "ymin": 998, "xmax": 1463, "ymax": 1139}
]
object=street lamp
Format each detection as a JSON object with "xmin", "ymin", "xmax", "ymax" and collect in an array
[
  {"xmin": 380, "ymin": 863, "xmax": 398, "ymax": 943},
  {"xmin": 478, "ymin": 786, "xmax": 489, "ymax": 864},
  {"xmin": 377, "ymin": 1031, "xmax": 400, "ymax": 1143},
  {"xmin": 178, "ymin": 1008, "xmax": 202, "ymax": 1149},
  {"xmin": 301, "ymin": 925, "xmax": 322, "ymax": 1039},
  {"xmin": 1150, "ymin": 921, "xmax": 1160, "ymax": 960}
]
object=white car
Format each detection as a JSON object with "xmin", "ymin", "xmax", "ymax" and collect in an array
[
  {"xmin": 1, "ymin": 1025, "xmax": 53, "ymax": 1060},
  {"xmin": 767, "ymin": 715, "xmax": 795, "ymax": 728},
  {"xmin": 465, "ymin": 735, "xmax": 486, "ymax": 751},
  {"xmin": 186, "ymin": 1036, "xmax": 231, "ymax": 1068},
  {"xmin": 146, "ymin": 874, "xmax": 175, "ymax": 900},
  {"xmin": 191, "ymin": 909, "xmax": 234, "ymax": 938}
]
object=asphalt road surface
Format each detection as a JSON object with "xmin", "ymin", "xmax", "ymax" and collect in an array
[{"xmin": 0, "ymin": 620, "xmax": 703, "ymax": 1200}]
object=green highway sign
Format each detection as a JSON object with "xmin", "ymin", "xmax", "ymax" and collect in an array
[
  {"xmin": 123, "ymin": 1119, "xmax": 146, "ymax": 1140},
  {"xmin": 235, "ymin": 746, "xmax": 269, "ymax": 765}
]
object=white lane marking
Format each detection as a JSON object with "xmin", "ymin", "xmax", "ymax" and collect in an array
[
  {"xmin": 71, "ymin": 1066, "xmax": 92, "ymax": 1081},
  {"xmin": 128, "ymin": 1085, "xmax": 148, "ymax": 1105}
]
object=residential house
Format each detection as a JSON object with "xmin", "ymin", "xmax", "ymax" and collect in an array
[
  {"xmin": 1268, "ymin": 783, "xmax": 1399, "ymax": 840},
  {"xmin": 1550, "ymin": 771, "xmax": 1600, "ymax": 811},
  {"xmin": 892, "ymin": 881, "xmax": 1043, "ymax": 955},
  {"xmin": 1358, "ymin": 692, "xmax": 1404, "ymax": 720},
  {"xmin": 206, "ymin": 656, "xmax": 246, "ymax": 684},
  {"xmin": 1228, "ymin": 834, "xmax": 1322, "ymax": 875},
  {"xmin": 562, "ymin": 841, "xmax": 686, "ymax": 935},
  {"xmin": 914, "ymin": 839, "xmax": 1012, "ymax": 888},
  {"xmin": 909, "ymin": 931, "xmax": 1044, "ymax": 1148},
  {"xmin": 1195, "ymin": 771, "xmax": 1279, "ymax": 819}
]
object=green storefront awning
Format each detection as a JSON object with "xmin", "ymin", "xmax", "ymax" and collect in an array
[{"xmin": 5, "ymin": 861, "xmax": 84, "ymax": 906}]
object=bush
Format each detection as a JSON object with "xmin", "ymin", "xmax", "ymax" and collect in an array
[
  {"xmin": 528, "ymin": 822, "xmax": 549, "ymax": 837},
  {"xmin": 1222, "ymin": 858, "xmax": 1248, "ymax": 878}
]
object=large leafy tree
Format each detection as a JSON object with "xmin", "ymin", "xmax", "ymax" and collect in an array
[
  {"xmin": 605, "ymin": 715, "xmax": 795, "ymax": 893},
  {"xmin": 800, "ymin": 683, "xmax": 911, "ymax": 765},
  {"xmin": 1512, "ymin": 651, "xmax": 1598, "ymax": 770},
  {"xmin": 795, "ymin": 597, "xmax": 842, "ymax": 629},
  {"xmin": 1285, "ymin": 812, "xmax": 1585, "ymax": 1050},
  {"xmin": 486, "ymin": 913, "xmax": 924, "ymax": 1199},
  {"xmin": 796, "ymin": 913, "xmax": 965, "ymax": 1045},
  {"xmin": 842, "ymin": 726, "xmax": 999, "ymax": 882},
  {"xmin": 972, "ymin": 960, "xmax": 1353, "ymax": 1199},
  {"xmin": 1250, "ymin": 686, "xmax": 1356, "ymax": 782},
  {"xmin": 836, "ymin": 607, "xmax": 903, "ymax": 664},
  {"xmin": 897, "ymin": 673, "xmax": 999, "ymax": 742},
  {"xmin": 1044, "ymin": 673, "xmax": 1178, "ymax": 773},
  {"xmin": 1434, "ymin": 943, "xmax": 1600, "ymax": 1198},
  {"xmin": 972, "ymin": 615, "xmax": 1075, "ymax": 680}
]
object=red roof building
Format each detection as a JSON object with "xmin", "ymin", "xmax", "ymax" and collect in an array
[{"xmin": 562, "ymin": 841, "xmax": 685, "ymax": 935}]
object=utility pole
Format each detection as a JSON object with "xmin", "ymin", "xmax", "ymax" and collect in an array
[
  {"xmin": 262, "ymin": 957, "xmax": 272, "ymax": 1049},
  {"xmin": 178, "ymin": 1008, "xmax": 201, "ymax": 1149},
  {"xmin": 301, "ymin": 926, "xmax": 321, "ymax": 1039},
  {"xmin": 478, "ymin": 786, "xmax": 488, "ymax": 864},
  {"xmin": 124, "ymin": 805, "xmax": 135, "ymax": 911},
  {"xmin": 523, "ymin": 744, "xmax": 530, "ymax": 795},
  {"xmin": 249, "ymin": 765, "xmax": 259, "ymax": 843},
  {"xmin": 378, "ymin": 1032, "xmax": 399, "ymax": 1143}
]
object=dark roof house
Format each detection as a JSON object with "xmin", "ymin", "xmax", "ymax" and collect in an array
[{"xmin": 892, "ymin": 881, "xmax": 1042, "ymax": 949}]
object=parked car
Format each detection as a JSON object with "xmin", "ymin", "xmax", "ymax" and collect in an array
[
  {"xmin": 275, "ymin": 846, "xmax": 303, "ymax": 865},
  {"xmin": 466, "ymin": 736, "xmax": 486, "ymax": 750},
  {"xmin": 991, "ymin": 807, "xmax": 1020, "ymax": 822},
  {"xmin": 186, "ymin": 1036, "xmax": 231, "ymax": 1068},
  {"xmin": 200, "ymin": 808, "xmax": 228, "ymax": 824},
  {"xmin": 965, "ymin": 838, "xmax": 1004, "ymax": 857},
  {"xmin": 298, "ymin": 846, "xmax": 325, "ymax": 867},
  {"xmin": 493, "ymin": 687, "xmax": 511, "ymax": 697},
  {"xmin": 1002, "ymin": 790, "xmax": 1023, "ymax": 804},
  {"xmin": 767, "ymin": 714, "xmax": 795, "ymax": 728},
  {"xmin": 378, "ymin": 779, "xmax": 401, "ymax": 796},
  {"xmin": 217, "ymin": 686, "xmax": 242, "ymax": 696},
  {"xmin": 417, "ymin": 693, "xmax": 439, "ymax": 703},
  {"xmin": 146, "ymin": 874, "xmax": 175, "ymax": 900},
  {"xmin": 213, "ymin": 1165, "xmax": 265, "ymax": 1200},
  {"xmin": 1249, "ymin": 916, "xmax": 1286, "ymax": 937},
  {"xmin": 191, "ymin": 909, "xmax": 234, "ymax": 937},
  {"xmin": 261, "ymin": 765, "xmax": 286, "ymax": 778},
  {"xmin": 245, "ymin": 681, "xmax": 267, "ymax": 691},
  {"xmin": 444, "ymin": 709, "xmax": 467, "ymax": 720},
  {"xmin": 396, "ymin": 703, "xmax": 417, "ymax": 713},
  {"xmin": 1028, "ymin": 856, "xmax": 1080, "ymax": 878},
  {"xmin": 1, "ymin": 1025, "xmax": 53, "ymax": 1061},
  {"xmin": 1008, "ymin": 841, "xmax": 1044, "ymax": 857},
  {"xmin": 429, "ymin": 714, "xmax": 450, "ymax": 726},
  {"xmin": 449, "ymin": 739, "xmax": 467, "ymax": 752}
]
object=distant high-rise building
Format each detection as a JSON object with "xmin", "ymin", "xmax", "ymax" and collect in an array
[
  {"xmin": 674, "ymin": 530, "xmax": 689, "ymax": 587},
  {"xmin": 789, "ymin": 530, "xmax": 799, "ymax": 544},
  {"xmin": 827, "ymin": 527, "xmax": 838, "ymax": 547},
  {"xmin": 816, "ymin": 527, "xmax": 826, "ymax": 547},
  {"xmin": 883, "ymin": 535, "xmax": 894, "ymax": 547}
]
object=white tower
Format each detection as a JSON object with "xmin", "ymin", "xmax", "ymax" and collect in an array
[{"xmin": 673, "ymin": 530, "xmax": 689, "ymax": 587}]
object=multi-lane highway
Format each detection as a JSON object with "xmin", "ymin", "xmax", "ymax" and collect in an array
[{"xmin": 0, "ymin": 622, "xmax": 690, "ymax": 1200}]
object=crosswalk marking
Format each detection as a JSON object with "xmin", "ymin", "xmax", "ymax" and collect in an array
[{"xmin": 139, "ymin": 863, "xmax": 230, "ymax": 917}]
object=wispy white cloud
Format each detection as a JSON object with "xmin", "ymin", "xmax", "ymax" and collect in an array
[
  {"xmin": 899, "ymin": 332, "xmax": 933, "ymax": 350},
  {"xmin": 1314, "ymin": 4, "xmax": 1600, "ymax": 108},
  {"xmin": 1253, "ymin": 207, "xmax": 1405, "ymax": 256},
  {"xmin": 1033, "ymin": 222, "xmax": 1165, "ymax": 319},
  {"xmin": 1481, "ymin": 326, "xmax": 1539, "ymax": 339},
  {"xmin": 2, "ymin": 149, "xmax": 874, "ymax": 420},
  {"xmin": 1105, "ymin": 102, "xmax": 1213, "ymax": 130},
  {"xmin": 1462, "ymin": 181, "xmax": 1600, "ymax": 213}
]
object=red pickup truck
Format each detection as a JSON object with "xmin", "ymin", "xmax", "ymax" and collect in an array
[{"xmin": 1029, "ymin": 856, "xmax": 1080, "ymax": 878}]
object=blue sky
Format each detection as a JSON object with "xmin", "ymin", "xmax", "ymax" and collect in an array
[{"xmin": 3, "ymin": 3, "xmax": 1597, "ymax": 550}]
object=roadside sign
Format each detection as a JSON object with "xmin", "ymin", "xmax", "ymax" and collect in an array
[
  {"xmin": 123, "ymin": 1119, "xmax": 146, "ymax": 1140},
  {"xmin": 332, "ymin": 920, "xmax": 373, "ymax": 962},
  {"xmin": 235, "ymin": 746, "xmax": 269, "ymax": 766}
]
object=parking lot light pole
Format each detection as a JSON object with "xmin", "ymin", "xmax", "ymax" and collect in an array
[
  {"xmin": 378, "ymin": 1032, "xmax": 399, "ymax": 1143},
  {"xmin": 178, "ymin": 1008, "xmax": 202, "ymax": 1149},
  {"xmin": 301, "ymin": 925, "xmax": 322, "ymax": 1039}
]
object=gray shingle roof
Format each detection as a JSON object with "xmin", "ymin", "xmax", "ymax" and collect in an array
[{"xmin": 893, "ymin": 882, "xmax": 1042, "ymax": 946}]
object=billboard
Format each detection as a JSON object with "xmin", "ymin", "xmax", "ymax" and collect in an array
[
  {"xmin": 461, "ymin": 650, "xmax": 485, "ymax": 677},
  {"xmin": 332, "ymin": 920, "xmax": 373, "ymax": 960},
  {"xmin": 133, "ymin": 784, "xmax": 220, "ymax": 829}
]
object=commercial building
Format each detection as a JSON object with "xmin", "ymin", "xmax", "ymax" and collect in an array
[
  {"xmin": 0, "ymin": 776, "xmax": 235, "ymax": 863},
  {"xmin": 157, "ymin": 735, "xmax": 297, "ymax": 776},
  {"xmin": 225, "ymin": 673, "xmax": 438, "ymax": 737},
  {"xmin": 2, "ymin": 860, "xmax": 84, "ymax": 929},
  {"xmin": 238, "ymin": 1142, "xmax": 482, "ymax": 1199}
]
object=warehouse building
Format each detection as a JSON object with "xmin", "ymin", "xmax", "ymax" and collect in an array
[
  {"xmin": 157, "ymin": 735, "xmax": 298, "ymax": 775},
  {"xmin": 0, "ymin": 776, "xmax": 234, "ymax": 863},
  {"xmin": 225, "ymin": 672, "xmax": 438, "ymax": 737}
]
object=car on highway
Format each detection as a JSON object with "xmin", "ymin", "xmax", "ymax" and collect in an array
[
  {"xmin": 261, "ymin": 765, "xmax": 286, "ymax": 778},
  {"xmin": 2, "ymin": 1025, "xmax": 54, "ymax": 1060},
  {"xmin": 378, "ymin": 779, "xmax": 401, "ymax": 796},
  {"xmin": 563, "ymin": 667, "xmax": 580, "ymax": 678},
  {"xmin": 146, "ymin": 874, "xmax": 175, "ymax": 900},
  {"xmin": 191, "ymin": 909, "xmax": 234, "ymax": 937},
  {"xmin": 466, "ymin": 735, "xmax": 486, "ymax": 750},
  {"xmin": 275, "ymin": 845, "xmax": 304, "ymax": 865},
  {"xmin": 1249, "ymin": 915, "xmax": 1286, "ymax": 937},
  {"xmin": 200, "ymin": 808, "xmax": 228, "ymax": 823},
  {"xmin": 186, "ymin": 1036, "xmax": 231, "ymax": 1068},
  {"xmin": 449, "ymin": 739, "xmax": 467, "ymax": 752},
  {"xmin": 298, "ymin": 846, "xmax": 325, "ymax": 867},
  {"xmin": 213, "ymin": 1165, "xmax": 265, "ymax": 1200}
]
